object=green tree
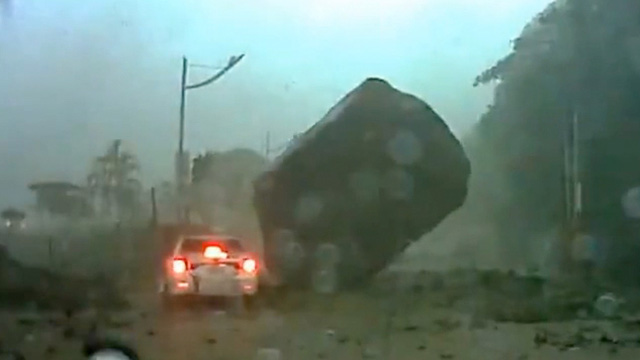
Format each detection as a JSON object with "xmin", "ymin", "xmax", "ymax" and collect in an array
[{"xmin": 470, "ymin": 0, "xmax": 640, "ymax": 270}]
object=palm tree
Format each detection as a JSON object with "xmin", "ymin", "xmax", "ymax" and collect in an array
[{"xmin": 88, "ymin": 140, "xmax": 142, "ymax": 220}]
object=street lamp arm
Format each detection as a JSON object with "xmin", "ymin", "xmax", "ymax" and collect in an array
[{"xmin": 185, "ymin": 54, "xmax": 245, "ymax": 90}]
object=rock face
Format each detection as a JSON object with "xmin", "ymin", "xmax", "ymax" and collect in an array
[{"xmin": 253, "ymin": 78, "xmax": 470, "ymax": 289}]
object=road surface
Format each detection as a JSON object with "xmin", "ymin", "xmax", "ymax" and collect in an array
[{"xmin": 3, "ymin": 284, "xmax": 640, "ymax": 360}]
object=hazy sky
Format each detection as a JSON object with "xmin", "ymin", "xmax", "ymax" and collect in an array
[{"xmin": 0, "ymin": 0, "xmax": 551, "ymax": 209}]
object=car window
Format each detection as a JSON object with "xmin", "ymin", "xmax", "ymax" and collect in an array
[
  {"xmin": 179, "ymin": 239, "xmax": 204, "ymax": 253},
  {"xmin": 180, "ymin": 238, "xmax": 244, "ymax": 253}
]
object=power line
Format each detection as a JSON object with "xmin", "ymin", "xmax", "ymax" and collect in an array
[
  {"xmin": 175, "ymin": 54, "xmax": 245, "ymax": 222},
  {"xmin": 189, "ymin": 63, "xmax": 223, "ymax": 70},
  {"xmin": 185, "ymin": 54, "xmax": 244, "ymax": 90}
]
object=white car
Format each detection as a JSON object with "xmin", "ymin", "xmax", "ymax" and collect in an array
[{"xmin": 159, "ymin": 234, "xmax": 259, "ymax": 309}]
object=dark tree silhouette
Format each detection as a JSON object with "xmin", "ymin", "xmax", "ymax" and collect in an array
[
  {"xmin": 87, "ymin": 140, "xmax": 142, "ymax": 220},
  {"xmin": 471, "ymin": 0, "xmax": 640, "ymax": 273}
]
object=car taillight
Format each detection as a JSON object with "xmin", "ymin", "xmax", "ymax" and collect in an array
[
  {"xmin": 241, "ymin": 258, "xmax": 257, "ymax": 273},
  {"xmin": 204, "ymin": 245, "xmax": 228, "ymax": 260},
  {"xmin": 172, "ymin": 257, "xmax": 188, "ymax": 274}
]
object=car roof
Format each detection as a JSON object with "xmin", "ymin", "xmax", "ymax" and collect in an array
[{"xmin": 179, "ymin": 234, "xmax": 238, "ymax": 241}]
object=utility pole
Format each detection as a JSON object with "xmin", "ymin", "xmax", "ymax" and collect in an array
[
  {"xmin": 150, "ymin": 187, "xmax": 158, "ymax": 229},
  {"xmin": 563, "ymin": 111, "xmax": 581, "ymax": 225},
  {"xmin": 179, "ymin": 57, "xmax": 188, "ymax": 155},
  {"xmin": 572, "ymin": 111, "xmax": 582, "ymax": 222},
  {"xmin": 176, "ymin": 57, "xmax": 188, "ymax": 222},
  {"xmin": 265, "ymin": 131, "xmax": 271, "ymax": 160},
  {"xmin": 563, "ymin": 121, "xmax": 572, "ymax": 223},
  {"xmin": 175, "ymin": 54, "xmax": 245, "ymax": 223},
  {"xmin": 560, "ymin": 109, "xmax": 582, "ymax": 272}
]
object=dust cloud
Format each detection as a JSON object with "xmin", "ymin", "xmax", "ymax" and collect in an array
[
  {"xmin": 398, "ymin": 128, "xmax": 557, "ymax": 274},
  {"xmin": 1, "ymin": 0, "xmax": 528, "ymax": 274},
  {"xmin": 0, "ymin": 0, "xmax": 333, "ymax": 210}
]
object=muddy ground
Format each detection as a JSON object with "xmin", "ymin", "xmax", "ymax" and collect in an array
[
  {"xmin": 3, "ymin": 230, "xmax": 640, "ymax": 360},
  {"xmin": 3, "ymin": 268, "xmax": 640, "ymax": 360}
]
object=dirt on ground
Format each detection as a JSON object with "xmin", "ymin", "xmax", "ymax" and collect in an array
[{"xmin": 3, "ymin": 268, "xmax": 640, "ymax": 360}]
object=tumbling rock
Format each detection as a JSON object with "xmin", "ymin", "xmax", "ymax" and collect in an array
[{"xmin": 253, "ymin": 78, "xmax": 470, "ymax": 289}]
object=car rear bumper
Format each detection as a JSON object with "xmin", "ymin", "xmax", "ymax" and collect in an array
[{"xmin": 162, "ymin": 275, "xmax": 258, "ymax": 297}]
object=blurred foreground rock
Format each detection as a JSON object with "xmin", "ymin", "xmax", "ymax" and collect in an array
[
  {"xmin": 254, "ymin": 78, "xmax": 470, "ymax": 289},
  {"xmin": 0, "ymin": 245, "xmax": 126, "ymax": 310}
]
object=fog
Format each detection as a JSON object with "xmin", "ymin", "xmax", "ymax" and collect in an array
[{"xmin": 0, "ymin": 0, "xmax": 550, "ymax": 209}]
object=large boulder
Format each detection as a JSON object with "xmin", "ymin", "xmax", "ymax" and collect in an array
[{"xmin": 253, "ymin": 78, "xmax": 470, "ymax": 290}]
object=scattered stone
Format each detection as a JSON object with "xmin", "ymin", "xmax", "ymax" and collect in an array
[
  {"xmin": 595, "ymin": 294, "xmax": 622, "ymax": 319},
  {"xmin": 577, "ymin": 309, "xmax": 589, "ymax": 319},
  {"xmin": 403, "ymin": 325, "xmax": 420, "ymax": 332},
  {"xmin": 63, "ymin": 308, "xmax": 75, "ymax": 319},
  {"xmin": 428, "ymin": 273, "xmax": 445, "ymax": 292},
  {"xmin": 104, "ymin": 313, "xmax": 135, "ymax": 329},
  {"xmin": 577, "ymin": 323, "xmax": 601, "ymax": 333},
  {"xmin": 617, "ymin": 333, "xmax": 640, "ymax": 346},
  {"xmin": 566, "ymin": 329, "xmax": 590, "ymax": 347},
  {"xmin": 600, "ymin": 334, "xmax": 619, "ymax": 344},
  {"xmin": 47, "ymin": 317, "xmax": 62, "ymax": 327},
  {"xmin": 106, "ymin": 319, "xmax": 133, "ymax": 329},
  {"xmin": 44, "ymin": 345, "xmax": 56, "ymax": 356},
  {"xmin": 62, "ymin": 327, "xmax": 75, "ymax": 339},
  {"xmin": 561, "ymin": 344, "xmax": 580, "ymax": 352},
  {"xmin": 361, "ymin": 342, "xmax": 381, "ymax": 359},
  {"xmin": 534, "ymin": 330, "xmax": 548, "ymax": 347},
  {"xmin": 622, "ymin": 316, "xmax": 640, "ymax": 331},
  {"xmin": 255, "ymin": 348, "xmax": 282, "ymax": 360},
  {"xmin": 468, "ymin": 315, "xmax": 488, "ymax": 329},
  {"xmin": 434, "ymin": 318, "xmax": 461, "ymax": 332},
  {"xmin": 0, "ymin": 350, "xmax": 26, "ymax": 360},
  {"xmin": 336, "ymin": 335, "xmax": 349, "ymax": 344},
  {"xmin": 16, "ymin": 316, "xmax": 37, "ymax": 326}
]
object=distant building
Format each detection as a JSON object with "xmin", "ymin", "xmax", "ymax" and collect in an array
[{"xmin": 1, "ymin": 207, "xmax": 26, "ymax": 231}]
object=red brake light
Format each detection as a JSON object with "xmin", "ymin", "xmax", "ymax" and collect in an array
[
  {"xmin": 204, "ymin": 245, "xmax": 228, "ymax": 259},
  {"xmin": 241, "ymin": 258, "xmax": 257, "ymax": 273},
  {"xmin": 172, "ymin": 257, "xmax": 188, "ymax": 274}
]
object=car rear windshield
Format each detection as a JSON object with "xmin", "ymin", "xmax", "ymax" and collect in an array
[{"xmin": 180, "ymin": 237, "xmax": 244, "ymax": 253}]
